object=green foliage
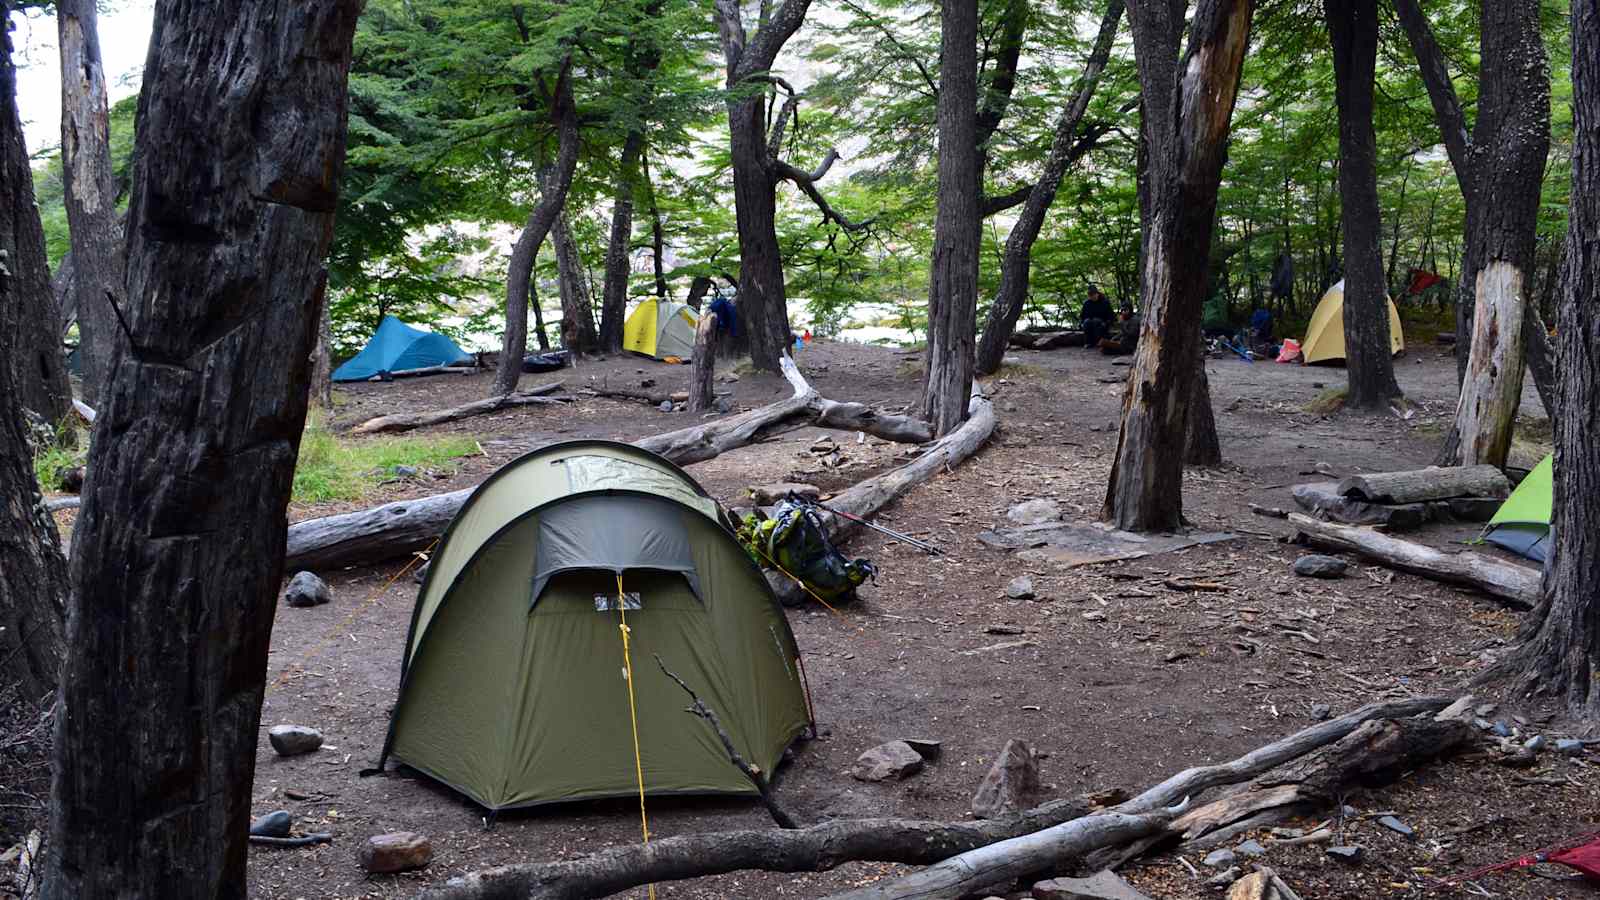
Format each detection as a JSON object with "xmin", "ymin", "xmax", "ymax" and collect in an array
[
  {"xmin": 292, "ymin": 420, "xmax": 478, "ymax": 505},
  {"xmin": 30, "ymin": 422, "xmax": 84, "ymax": 492}
]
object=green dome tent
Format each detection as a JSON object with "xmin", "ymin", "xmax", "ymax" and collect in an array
[
  {"xmin": 1483, "ymin": 454, "xmax": 1553, "ymax": 563},
  {"xmin": 376, "ymin": 440, "xmax": 814, "ymax": 811}
]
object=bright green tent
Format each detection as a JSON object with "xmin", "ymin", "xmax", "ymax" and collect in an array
[
  {"xmin": 377, "ymin": 440, "xmax": 813, "ymax": 811},
  {"xmin": 1484, "ymin": 454, "xmax": 1553, "ymax": 563}
]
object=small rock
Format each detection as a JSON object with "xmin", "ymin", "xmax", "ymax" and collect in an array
[
  {"xmin": 1235, "ymin": 838, "xmax": 1268, "ymax": 857},
  {"xmin": 359, "ymin": 832, "xmax": 433, "ymax": 874},
  {"xmin": 393, "ymin": 464, "xmax": 419, "ymax": 478},
  {"xmin": 985, "ymin": 624, "xmax": 1025, "ymax": 636},
  {"xmin": 1006, "ymin": 498, "xmax": 1062, "ymax": 525},
  {"xmin": 1310, "ymin": 703, "xmax": 1332, "ymax": 721},
  {"xmin": 1496, "ymin": 747, "xmax": 1538, "ymax": 768},
  {"xmin": 1270, "ymin": 827, "xmax": 1306, "ymax": 839},
  {"xmin": 1525, "ymin": 734, "xmax": 1548, "ymax": 753},
  {"xmin": 1082, "ymin": 610, "xmax": 1106, "ymax": 622},
  {"xmin": 669, "ymin": 391, "xmax": 689, "ymax": 403},
  {"xmin": 640, "ymin": 378, "xmax": 657, "ymax": 388},
  {"xmin": 901, "ymin": 739, "xmax": 942, "ymax": 760},
  {"xmin": 1205, "ymin": 866, "xmax": 1242, "ymax": 887},
  {"xmin": 1163, "ymin": 650, "xmax": 1190, "ymax": 664},
  {"xmin": 1326, "ymin": 845, "xmax": 1365, "ymax": 864},
  {"xmin": 1475, "ymin": 702, "xmax": 1499, "ymax": 717},
  {"xmin": 1376, "ymin": 815, "xmax": 1414, "ymax": 837},
  {"xmin": 1557, "ymin": 738, "xmax": 1585, "ymax": 756},
  {"xmin": 850, "ymin": 741, "xmax": 925, "ymax": 782},
  {"xmin": 267, "ymin": 724, "xmax": 324, "ymax": 756},
  {"xmin": 658, "ymin": 400, "xmax": 674, "ymax": 412},
  {"xmin": 282, "ymin": 571, "xmax": 332, "ymax": 608},
  {"xmin": 250, "ymin": 810, "xmax": 292, "ymax": 838},
  {"xmin": 1203, "ymin": 848, "xmax": 1237, "ymax": 868},
  {"xmin": 1473, "ymin": 717, "xmax": 1494, "ymax": 732},
  {"xmin": 1292, "ymin": 555, "xmax": 1348, "ymax": 579},
  {"xmin": 412, "ymin": 560, "xmax": 431, "ymax": 584},
  {"xmin": 1005, "ymin": 575, "xmax": 1036, "ymax": 600},
  {"xmin": 714, "ymin": 397, "xmax": 733, "ymax": 414},
  {"xmin": 971, "ymin": 739, "xmax": 1041, "ymax": 819},
  {"xmin": 1032, "ymin": 869, "xmax": 1154, "ymax": 900},
  {"xmin": 1491, "ymin": 720, "xmax": 1512, "ymax": 737}
]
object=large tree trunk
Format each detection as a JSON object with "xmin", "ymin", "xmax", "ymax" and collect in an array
[
  {"xmin": 56, "ymin": 0, "xmax": 124, "ymax": 409},
  {"xmin": 1486, "ymin": 0, "xmax": 1600, "ymax": 721},
  {"xmin": 1395, "ymin": 0, "xmax": 1549, "ymax": 466},
  {"xmin": 1103, "ymin": 0, "xmax": 1253, "ymax": 532},
  {"xmin": 40, "ymin": 0, "xmax": 360, "ymax": 894},
  {"xmin": 1, "ymin": 2, "xmax": 71, "ymax": 427},
  {"xmin": 919, "ymin": 0, "xmax": 980, "ymax": 437},
  {"xmin": 551, "ymin": 212, "xmax": 598, "ymax": 353},
  {"xmin": 492, "ymin": 65, "xmax": 580, "ymax": 396},
  {"xmin": 974, "ymin": 0, "xmax": 1123, "ymax": 376},
  {"xmin": 727, "ymin": 94, "xmax": 790, "ymax": 371},
  {"xmin": 1326, "ymin": 0, "xmax": 1401, "ymax": 409},
  {"xmin": 0, "ymin": 237, "xmax": 68, "ymax": 703},
  {"xmin": 599, "ymin": 131, "xmax": 644, "ymax": 352}
]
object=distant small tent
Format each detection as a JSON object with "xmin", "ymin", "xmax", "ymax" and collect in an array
[
  {"xmin": 1484, "ymin": 454, "xmax": 1553, "ymax": 562},
  {"xmin": 376, "ymin": 440, "xmax": 813, "ymax": 811},
  {"xmin": 623, "ymin": 298, "xmax": 698, "ymax": 360},
  {"xmin": 332, "ymin": 316, "xmax": 473, "ymax": 382},
  {"xmin": 1300, "ymin": 280, "xmax": 1405, "ymax": 365}
]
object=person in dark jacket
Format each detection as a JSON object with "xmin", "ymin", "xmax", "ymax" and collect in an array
[{"xmin": 1079, "ymin": 285, "xmax": 1114, "ymax": 349}]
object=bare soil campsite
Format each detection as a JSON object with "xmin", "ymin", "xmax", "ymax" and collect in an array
[{"xmin": 179, "ymin": 341, "xmax": 1591, "ymax": 899}]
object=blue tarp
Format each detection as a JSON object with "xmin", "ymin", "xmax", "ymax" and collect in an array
[{"xmin": 332, "ymin": 316, "xmax": 473, "ymax": 382}]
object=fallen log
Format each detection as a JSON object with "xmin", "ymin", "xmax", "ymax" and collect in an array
[
  {"xmin": 369, "ymin": 362, "xmax": 476, "ymax": 380},
  {"xmin": 1337, "ymin": 465, "xmax": 1510, "ymax": 504},
  {"xmin": 1288, "ymin": 513, "xmax": 1539, "ymax": 608},
  {"xmin": 350, "ymin": 381, "xmax": 569, "ymax": 435},
  {"xmin": 1008, "ymin": 330, "xmax": 1084, "ymax": 350},
  {"xmin": 285, "ymin": 358, "xmax": 932, "ymax": 571},
  {"xmin": 414, "ymin": 798, "xmax": 1096, "ymax": 900}
]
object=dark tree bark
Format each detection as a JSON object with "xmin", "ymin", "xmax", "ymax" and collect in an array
[
  {"xmin": 0, "ymin": 242, "xmax": 68, "ymax": 704},
  {"xmin": 1485, "ymin": 0, "xmax": 1600, "ymax": 722},
  {"xmin": 974, "ymin": 0, "xmax": 1123, "ymax": 376},
  {"xmin": 919, "ymin": 0, "xmax": 981, "ymax": 436},
  {"xmin": 57, "ymin": 0, "xmax": 124, "ymax": 408},
  {"xmin": 1326, "ymin": 0, "xmax": 1401, "ymax": 409},
  {"xmin": 529, "ymin": 270, "xmax": 550, "ymax": 353},
  {"xmin": 310, "ymin": 298, "xmax": 333, "ymax": 410},
  {"xmin": 492, "ymin": 62, "xmax": 579, "ymax": 396},
  {"xmin": 1, "ymin": 2, "xmax": 71, "ymax": 427},
  {"xmin": 1102, "ymin": 0, "xmax": 1253, "ymax": 532},
  {"xmin": 552, "ymin": 211, "xmax": 598, "ymax": 353},
  {"xmin": 599, "ymin": 130, "xmax": 645, "ymax": 352},
  {"xmin": 1523, "ymin": 302, "xmax": 1556, "ymax": 424},
  {"xmin": 40, "ymin": 0, "xmax": 361, "ymax": 894},
  {"xmin": 714, "ymin": 0, "xmax": 866, "ymax": 371},
  {"xmin": 687, "ymin": 310, "xmax": 719, "ymax": 412},
  {"xmin": 1395, "ymin": 0, "xmax": 1549, "ymax": 466},
  {"xmin": 644, "ymin": 148, "xmax": 670, "ymax": 300},
  {"xmin": 1185, "ymin": 358, "xmax": 1222, "ymax": 466}
]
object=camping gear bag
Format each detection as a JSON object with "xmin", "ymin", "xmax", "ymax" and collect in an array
[{"xmin": 746, "ymin": 499, "xmax": 875, "ymax": 603}]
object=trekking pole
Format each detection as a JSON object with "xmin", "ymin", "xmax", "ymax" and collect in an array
[{"xmin": 809, "ymin": 500, "xmax": 945, "ymax": 556}]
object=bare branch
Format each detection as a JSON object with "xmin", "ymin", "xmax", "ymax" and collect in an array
[
  {"xmin": 835, "ymin": 0, "xmax": 938, "ymax": 97},
  {"xmin": 741, "ymin": 0, "xmax": 813, "ymax": 77},
  {"xmin": 981, "ymin": 184, "xmax": 1034, "ymax": 217},
  {"xmin": 774, "ymin": 159, "xmax": 874, "ymax": 231}
]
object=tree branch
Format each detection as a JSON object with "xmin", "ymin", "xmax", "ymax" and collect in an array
[
  {"xmin": 773, "ymin": 159, "xmax": 874, "ymax": 231},
  {"xmin": 1391, "ymin": 0, "xmax": 1472, "ymax": 187},
  {"xmin": 836, "ymin": 0, "xmax": 938, "ymax": 97},
  {"xmin": 656, "ymin": 655, "xmax": 800, "ymax": 829},
  {"xmin": 741, "ymin": 0, "xmax": 813, "ymax": 77},
  {"xmin": 981, "ymin": 184, "xmax": 1035, "ymax": 216},
  {"xmin": 974, "ymin": 0, "xmax": 1029, "ymax": 152}
]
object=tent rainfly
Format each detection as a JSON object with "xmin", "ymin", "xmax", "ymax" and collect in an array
[
  {"xmin": 1483, "ymin": 454, "xmax": 1553, "ymax": 563},
  {"xmin": 622, "ymin": 298, "xmax": 699, "ymax": 360},
  {"xmin": 375, "ymin": 440, "xmax": 814, "ymax": 811},
  {"xmin": 1300, "ymin": 279, "xmax": 1406, "ymax": 365},
  {"xmin": 332, "ymin": 316, "xmax": 474, "ymax": 382}
]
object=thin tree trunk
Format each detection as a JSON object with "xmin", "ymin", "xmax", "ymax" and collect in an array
[
  {"xmin": 1, "ymin": 1, "xmax": 71, "ymax": 427},
  {"xmin": 1103, "ymin": 0, "xmax": 1253, "ymax": 532},
  {"xmin": 644, "ymin": 148, "xmax": 670, "ymax": 300},
  {"xmin": 1386, "ymin": 157, "xmax": 1412, "ymax": 295},
  {"xmin": 920, "ymin": 0, "xmax": 981, "ymax": 437},
  {"xmin": 1485, "ymin": 0, "xmax": 1600, "ymax": 720},
  {"xmin": 529, "ymin": 269, "xmax": 550, "ymax": 353},
  {"xmin": 311, "ymin": 298, "xmax": 333, "ymax": 410},
  {"xmin": 552, "ymin": 212, "xmax": 597, "ymax": 353},
  {"xmin": 1327, "ymin": 0, "xmax": 1401, "ymax": 409},
  {"xmin": 1523, "ymin": 300, "xmax": 1556, "ymax": 424},
  {"xmin": 41, "ymin": 0, "xmax": 360, "ymax": 895},
  {"xmin": 974, "ymin": 0, "xmax": 1123, "ymax": 376},
  {"xmin": 492, "ymin": 63, "xmax": 580, "ymax": 396},
  {"xmin": 56, "ymin": 0, "xmax": 123, "ymax": 409},
  {"xmin": 599, "ymin": 131, "xmax": 644, "ymax": 351},
  {"xmin": 688, "ymin": 311, "xmax": 718, "ymax": 412},
  {"xmin": 1186, "ymin": 358, "xmax": 1222, "ymax": 467}
]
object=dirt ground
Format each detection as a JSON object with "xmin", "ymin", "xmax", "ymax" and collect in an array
[{"xmin": 245, "ymin": 339, "xmax": 1597, "ymax": 900}]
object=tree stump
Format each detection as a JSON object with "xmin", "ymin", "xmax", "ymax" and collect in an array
[{"xmin": 688, "ymin": 310, "xmax": 719, "ymax": 413}]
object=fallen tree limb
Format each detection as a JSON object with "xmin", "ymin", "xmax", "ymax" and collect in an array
[
  {"xmin": 247, "ymin": 832, "xmax": 333, "ymax": 848},
  {"xmin": 285, "ymin": 357, "xmax": 932, "ymax": 571},
  {"xmin": 1337, "ymin": 465, "xmax": 1510, "ymax": 504},
  {"xmin": 350, "ymin": 381, "xmax": 569, "ymax": 435},
  {"xmin": 368, "ymin": 362, "xmax": 476, "ymax": 380},
  {"xmin": 414, "ymin": 798, "xmax": 1094, "ymax": 900},
  {"xmin": 1288, "ymin": 513, "xmax": 1538, "ymax": 608}
]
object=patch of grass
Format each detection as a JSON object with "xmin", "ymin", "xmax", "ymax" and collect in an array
[
  {"xmin": 31, "ymin": 422, "xmax": 84, "ymax": 490},
  {"xmin": 1303, "ymin": 386, "xmax": 1349, "ymax": 415},
  {"xmin": 293, "ymin": 420, "xmax": 477, "ymax": 504}
]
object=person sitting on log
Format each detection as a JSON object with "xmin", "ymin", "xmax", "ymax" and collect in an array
[
  {"xmin": 1098, "ymin": 300, "xmax": 1141, "ymax": 355},
  {"xmin": 1079, "ymin": 284, "xmax": 1114, "ymax": 350}
]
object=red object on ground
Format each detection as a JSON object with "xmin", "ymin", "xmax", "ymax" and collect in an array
[
  {"xmin": 1549, "ymin": 837, "xmax": 1600, "ymax": 881},
  {"xmin": 1406, "ymin": 269, "xmax": 1444, "ymax": 297}
]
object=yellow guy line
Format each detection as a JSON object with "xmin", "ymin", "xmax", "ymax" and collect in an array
[{"xmin": 615, "ymin": 573, "xmax": 657, "ymax": 900}]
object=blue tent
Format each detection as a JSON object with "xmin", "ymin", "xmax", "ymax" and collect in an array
[{"xmin": 333, "ymin": 316, "xmax": 473, "ymax": 382}]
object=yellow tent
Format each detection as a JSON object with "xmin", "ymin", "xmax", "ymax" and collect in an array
[
  {"xmin": 1301, "ymin": 279, "xmax": 1405, "ymax": 364},
  {"xmin": 622, "ymin": 298, "xmax": 699, "ymax": 360}
]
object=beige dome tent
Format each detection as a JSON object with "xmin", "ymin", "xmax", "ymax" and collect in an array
[
  {"xmin": 376, "ymin": 440, "xmax": 813, "ymax": 811},
  {"xmin": 1301, "ymin": 279, "xmax": 1405, "ymax": 364}
]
